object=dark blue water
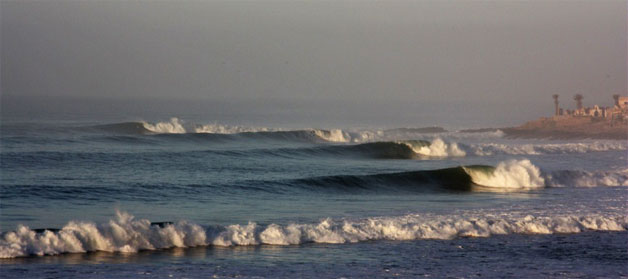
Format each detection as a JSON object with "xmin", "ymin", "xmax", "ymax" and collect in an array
[{"xmin": 1, "ymin": 118, "xmax": 627, "ymax": 278}]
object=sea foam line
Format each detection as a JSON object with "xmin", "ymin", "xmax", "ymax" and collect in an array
[
  {"xmin": 469, "ymin": 142, "xmax": 627, "ymax": 156},
  {"xmin": 1, "ymin": 211, "xmax": 626, "ymax": 258}
]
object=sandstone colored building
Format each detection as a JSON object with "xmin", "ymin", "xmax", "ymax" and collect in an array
[{"xmin": 551, "ymin": 94, "xmax": 627, "ymax": 125}]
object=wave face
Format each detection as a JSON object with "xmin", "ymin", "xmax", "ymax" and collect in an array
[
  {"xmin": 254, "ymin": 139, "xmax": 462, "ymax": 159},
  {"xmin": 308, "ymin": 141, "xmax": 423, "ymax": 159},
  {"xmin": 287, "ymin": 159, "xmax": 627, "ymax": 193},
  {"xmin": 291, "ymin": 166, "xmax": 476, "ymax": 193},
  {"xmin": 289, "ymin": 160, "xmax": 546, "ymax": 193},
  {"xmin": 292, "ymin": 140, "xmax": 447, "ymax": 159},
  {"xmin": 2, "ymin": 211, "xmax": 625, "ymax": 258}
]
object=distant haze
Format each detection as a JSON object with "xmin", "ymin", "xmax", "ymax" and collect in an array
[{"xmin": 2, "ymin": 0, "xmax": 626, "ymax": 128}]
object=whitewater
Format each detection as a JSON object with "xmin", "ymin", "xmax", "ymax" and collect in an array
[{"xmin": 1, "ymin": 118, "xmax": 627, "ymax": 278}]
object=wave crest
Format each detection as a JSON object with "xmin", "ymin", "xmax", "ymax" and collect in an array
[
  {"xmin": 464, "ymin": 159, "xmax": 545, "ymax": 189},
  {"xmin": 313, "ymin": 129, "xmax": 350, "ymax": 143},
  {"xmin": 402, "ymin": 138, "xmax": 466, "ymax": 157},
  {"xmin": 142, "ymin": 118, "xmax": 187, "ymax": 134},
  {"xmin": 141, "ymin": 118, "xmax": 275, "ymax": 135}
]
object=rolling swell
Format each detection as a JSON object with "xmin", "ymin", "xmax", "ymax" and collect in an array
[
  {"xmin": 239, "ymin": 140, "xmax": 453, "ymax": 159},
  {"xmin": 320, "ymin": 141, "xmax": 420, "ymax": 159},
  {"xmin": 257, "ymin": 141, "xmax": 429, "ymax": 159},
  {"xmin": 290, "ymin": 166, "xmax": 477, "ymax": 192},
  {"xmin": 89, "ymin": 122, "xmax": 152, "ymax": 134},
  {"xmin": 288, "ymin": 159, "xmax": 547, "ymax": 192}
]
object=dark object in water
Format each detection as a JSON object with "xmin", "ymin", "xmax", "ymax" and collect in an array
[
  {"xmin": 33, "ymin": 228, "xmax": 61, "ymax": 234},
  {"xmin": 151, "ymin": 222, "xmax": 174, "ymax": 228}
]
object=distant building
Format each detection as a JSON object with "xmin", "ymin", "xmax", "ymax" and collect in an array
[
  {"xmin": 551, "ymin": 94, "xmax": 627, "ymax": 125},
  {"xmin": 618, "ymin": 96, "xmax": 628, "ymax": 109}
]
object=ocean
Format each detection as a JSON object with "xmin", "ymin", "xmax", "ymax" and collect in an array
[{"xmin": 1, "ymin": 117, "xmax": 627, "ymax": 278}]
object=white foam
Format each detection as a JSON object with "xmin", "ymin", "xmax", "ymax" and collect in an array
[
  {"xmin": 141, "ymin": 118, "xmax": 278, "ymax": 134},
  {"xmin": 142, "ymin": 118, "xmax": 187, "ymax": 134},
  {"xmin": 313, "ymin": 129, "xmax": 351, "ymax": 143},
  {"xmin": 465, "ymin": 159, "xmax": 545, "ymax": 189},
  {"xmin": 470, "ymin": 142, "xmax": 627, "ymax": 156},
  {"xmin": 194, "ymin": 124, "xmax": 274, "ymax": 134},
  {"xmin": 348, "ymin": 130, "xmax": 384, "ymax": 143},
  {"xmin": 403, "ymin": 138, "xmax": 466, "ymax": 157},
  {"xmin": 2, "ymin": 211, "xmax": 625, "ymax": 258},
  {"xmin": 545, "ymin": 169, "xmax": 628, "ymax": 187}
]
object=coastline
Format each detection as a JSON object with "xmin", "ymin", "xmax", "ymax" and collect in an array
[{"xmin": 501, "ymin": 117, "xmax": 628, "ymax": 140}]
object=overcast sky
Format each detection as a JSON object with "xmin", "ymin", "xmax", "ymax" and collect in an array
[{"xmin": 1, "ymin": 0, "xmax": 626, "ymax": 127}]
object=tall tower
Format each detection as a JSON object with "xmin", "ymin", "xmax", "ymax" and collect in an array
[
  {"xmin": 613, "ymin": 94, "xmax": 620, "ymax": 107},
  {"xmin": 574, "ymin": 94, "xmax": 583, "ymax": 110},
  {"xmin": 552, "ymin": 94, "xmax": 559, "ymax": 116}
]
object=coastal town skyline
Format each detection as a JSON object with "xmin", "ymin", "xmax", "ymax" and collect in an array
[{"xmin": 550, "ymin": 94, "xmax": 628, "ymax": 120}]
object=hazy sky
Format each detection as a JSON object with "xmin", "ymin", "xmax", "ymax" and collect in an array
[{"xmin": 1, "ymin": 0, "xmax": 626, "ymax": 127}]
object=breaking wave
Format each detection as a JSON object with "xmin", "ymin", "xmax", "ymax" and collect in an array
[
  {"xmin": 464, "ymin": 160, "xmax": 545, "ymax": 190},
  {"xmin": 278, "ymin": 160, "xmax": 544, "ymax": 193},
  {"xmin": 1, "ymin": 211, "xmax": 625, "ymax": 258},
  {"xmin": 404, "ymin": 138, "xmax": 466, "ymax": 157},
  {"xmin": 142, "ymin": 118, "xmax": 278, "ymax": 135},
  {"xmin": 2, "ymin": 160, "xmax": 624, "ymax": 203},
  {"xmin": 239, "ymin": 140, "xmax": 622, "ymax": 160},
  {"xmin": 289, "ymin": 139, "xmax": 464, "ymax": 159},
  {"xmin": 90, "ymin": 119, "xmax": 348, "ymax": 143},
  {"xmin": 332, "ymin": 140, "xmax": 627, "ymax": 159},
  {"xmin": 287, "ymin": 159, "xmax": 626, "ymax": 192},
  {"xmin": 91, "ymin": 118, "xmax": 457, "ymax": 143},
  {"xmin": 141, "ymin": 118, "xmax": 351, "ymax": 142}
]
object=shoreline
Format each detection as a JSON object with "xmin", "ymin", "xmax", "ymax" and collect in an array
[{"xmin": 501, "ymin": 117, "xmax": 628, "ymax": 140}]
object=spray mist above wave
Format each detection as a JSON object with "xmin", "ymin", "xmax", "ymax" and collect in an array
[{"xmin": 2, "ymin": 210, "xmax": 625, "ymax": 258}]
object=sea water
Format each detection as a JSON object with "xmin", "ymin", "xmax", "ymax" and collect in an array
[{"xmin": 1, "ymin": 117, "xmax": 627, "ymax": 278}]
